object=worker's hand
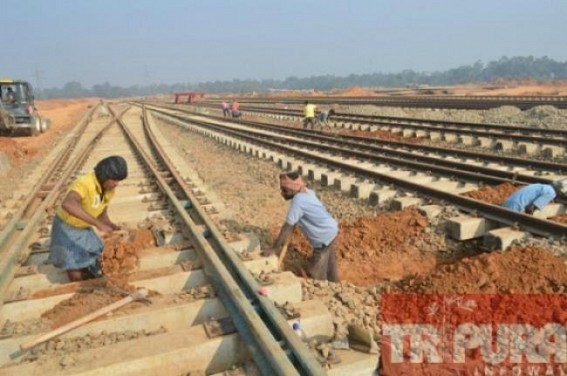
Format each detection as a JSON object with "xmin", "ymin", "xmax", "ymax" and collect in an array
[
  {"xmin": 525, "ymin": 204, "xmax": 536, "ymax": 215},
  {"xmin": 261, "ymin": 248, "xmax": 277, "ymax": 257},
  {"xmin": 110, "ymin": 223, "xmax": 122, "ymax": 231},
  {"xmin": 96, "ymin": 223, "xmax": 114, "ymax": 235}
]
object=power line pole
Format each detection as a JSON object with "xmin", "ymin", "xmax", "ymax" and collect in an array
[{"xmin": 33, "ymin": 69, "xmax": 45, "ymax": 98}]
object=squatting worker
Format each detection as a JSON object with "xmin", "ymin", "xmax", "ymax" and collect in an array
[
  {"xmin": 262, "ymin": 172, "xmax": 339, "ymax": 282},
  {"xmin": 503, "ymin": 178, "xmax": 567, "ymax": 214},
  {"xmin": 317, "ymin": 109, "xmax": 336, "ymax": 127},
  {"xmin": 48, "ymin": 156, "xmax": 128, "ymax": 281}
]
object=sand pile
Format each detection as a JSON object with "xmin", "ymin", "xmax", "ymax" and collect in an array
[
  {"xmin": 460, "ymin": 183, "xmax": 518, "ymax": 205},
  {"xmin": 282, "ymin": 209, "xmax": 442, "ymax": 285},
  {"xmin": 398, "ymin": 245, "xmax": 567, "ymax": 294}
]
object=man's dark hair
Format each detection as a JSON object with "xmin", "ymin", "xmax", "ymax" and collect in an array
[
  {"xmin": 94, "ymin": 156, "xmax": 128, "ymax": 183},
  {"xmin": 329, "ymin": 109, "xmax": 336, "ymax": 116},
  {"xmin": 304, "ymin": 101, "xmax": 309, "ymax": 105}
]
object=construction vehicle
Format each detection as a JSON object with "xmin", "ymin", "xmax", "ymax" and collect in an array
[{"xmin": 0, "ymin": 78, "xmax": 50, "ymax": 136}]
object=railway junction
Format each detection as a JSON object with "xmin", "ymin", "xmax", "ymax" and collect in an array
[{"xmin": 0, "ymin": 90, "xmax": 565, "ymax": 375}]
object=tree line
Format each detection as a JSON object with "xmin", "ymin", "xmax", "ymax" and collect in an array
[{"xmin": 39, "ymin": 56, "xmax": 567, "ymax": 99}]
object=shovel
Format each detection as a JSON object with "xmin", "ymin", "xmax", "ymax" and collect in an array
[
  {"xmin": 277, "ymin": 235, "xmax": 293, "ymax": 270},
  {"xmin": 20, "ymin": 289, "xmax": 149, "ymax": 351}
]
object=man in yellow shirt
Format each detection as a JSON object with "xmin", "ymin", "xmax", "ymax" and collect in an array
[
  {"xmin": 48, "ymin": 156, "xmax": 128, "ymax": 281},
  {"xmin": 303, "ymin": 100, "xmax": 317, "ymax": 129}
]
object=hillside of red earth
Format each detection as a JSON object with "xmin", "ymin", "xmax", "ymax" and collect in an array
[
  {"xmin": 397, "ymin": 245, "xmax": 567, "ymax": 294},
  {"xmin": 282, "ymin": 209, "xmax": 442, "ymax": 286}
]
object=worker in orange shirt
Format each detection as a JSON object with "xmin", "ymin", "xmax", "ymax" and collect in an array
[{"xmin": 231, "ymin": 99, "xmax": 241, "ymax": 118}]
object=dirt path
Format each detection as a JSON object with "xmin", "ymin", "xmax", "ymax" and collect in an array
[{"xmin": 0, "ymin": 98, "xmax": 98, "ymax": 203}]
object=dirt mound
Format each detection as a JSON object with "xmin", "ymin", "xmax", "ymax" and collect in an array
[
  {"xmin": 344, "ymin": 102, "xmax": 567, "ymax": 130},
  {"xmin": 41, "ymin": 288, "xmax": 127, "ymax": 329},
  {"xmin": 460, "ymin": 183, "xmax": 518, "ymax": 205},
  {"xmin": 283, "ymin": 209, "xmax": 440, "ymax": 285},
  {"xmin": 102, "ymin": 228, "xmax": 156, "ymax": 283},
  {"xmin": 336, "ymin": 86, "xmax": 377, "ymax": 97},
  {"xmin": 482, "ymin": 105, "xmax": 523, "ymax": 123},
  {"xmin": 398, "ymin": 245, "xmax": 567, "ymax": 294},
  {"xmin": 549, "ymin": 213, "xmax": 567, "ymax": 224}
]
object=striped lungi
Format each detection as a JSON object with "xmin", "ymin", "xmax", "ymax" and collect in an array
[{"xmin": 48, "ymin": 216, "xmax": 104, "ymax": 270}]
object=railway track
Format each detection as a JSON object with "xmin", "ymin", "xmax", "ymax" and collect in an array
[
  {"xmin": 195, "ymin": 103, "xmax": 567, "ymax": 159},
  {"xmin": 211, "ymin": 95, "xmax": 567, "ymax": 110},
  {"xmin": 144, "ymin": 103, "xmax": 567, "ymax": 244},
  {"xmin": 0, "ymin": 104, "xmax": 376, "ymax": 374}
]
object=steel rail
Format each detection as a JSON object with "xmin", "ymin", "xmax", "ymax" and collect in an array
[
  {"xmin": 149, "ymin": 106, "xmax": 567, "ymax": 185},
  {"xmin": 151, "ymin": 110, "xmax": 567, "ymax": 239},
  {"xmin": 194, "ymin": 102, "xmax": 567, "ymax": 146},
  {"xmin": 163, "ymin": 103, "xmax": 567, "ymax": 174},
  {"xmin": 330, "ymin": 134, "xmax": 567, "ymax": 175},
  {"xmin": 140, "ymin": 107, "xmax": 325, "ymax": 375},
  {"xmin": 214, "ymin": 95, "xmax": 567, "ymax": 110},
  {"xmin": 112, "ymin": 106, "xmax": 324, "ymax": 375},
  {"xmin": 150, "ymin": 109, "xmax": 521, "ymax": 186},
  {"xmin": 221, "ymin": 104, "xmax": 567, "ymax": 138}
]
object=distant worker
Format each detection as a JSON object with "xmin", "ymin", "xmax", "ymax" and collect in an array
[
  {"xmin": 48, "ymin": 156, "xmax": 128, "ymax": 281},
  {"xmin": 316, "ymin": 109, "xmax": 336, "ymax": 127},
  {"xmin": 231, "ymin": 99, "xmax": 241, "ymax": 118},
  {"xmin": 98, "ymin": 100, "xmax": 110, "ymax": 118},
  {"xmin": 221, "ymin": 101, "xmax": 230, "ymax": 117},
  {"xmin": 503, "ymin": 179, "xmax": 567, "ymax": 214},
  {"xmin": 302, "ymin": 101, "xmax": 317, "ymax": 129},
  {"xmin": 4, "ymin": 87, "xmax": 17, "ymax": 104},
  {"xmin": 262, "ymin": 172, "xmax": 339, "ymax": 282}
]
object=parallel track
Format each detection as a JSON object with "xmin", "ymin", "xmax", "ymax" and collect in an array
[
  {"xmin": 146, "ymin": 104, "xmax": 567, "ymax": 239},
  {"xmin": 196, "ymin": 103, "xmax": 567, "ymax": 147},
  {"xmin": 0, "ymin": 104, "xmax": 329, "ymax": 375},
  {"xmin": 213, "ymin": 95, "xmax": 567, "ymax": 110}
]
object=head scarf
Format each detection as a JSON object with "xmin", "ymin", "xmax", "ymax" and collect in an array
[
  {"xmin": 552, "ymin": 178, "xmax": 567, "ymax": 196},
  {"xmin": 279, "ymin": 173, "xmax": 307, "ymax": 193}
]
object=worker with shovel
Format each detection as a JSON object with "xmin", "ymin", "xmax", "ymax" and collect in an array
[
  {"xmin": 48, "ymin": 156, "xmax": 128, "ymax": 282},
  {"xmin": 262, "ymin": 172, "xmax": 340, "ymax": 282}
]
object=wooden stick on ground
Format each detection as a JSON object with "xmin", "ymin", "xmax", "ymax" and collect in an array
[
  {"xmin": 20, "ymin": 289, "xmax": 149, "ymax": 351},
  {"xmin": 277, "ymin": 235, "xmax": 293, "ymax": 270}
]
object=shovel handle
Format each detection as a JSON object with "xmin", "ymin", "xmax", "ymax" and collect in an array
[
  {"xmin": 20, "ymin": 289, "xmax": 148, "ymax": 351},
  {"xmin": 277, "ymin": 236, "xmax": 293, "ymax": 270}
]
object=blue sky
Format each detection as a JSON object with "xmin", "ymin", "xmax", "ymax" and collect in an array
[{"xmin": 1, "ymin": 0, "xmax": 566, "ymax": 88}]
